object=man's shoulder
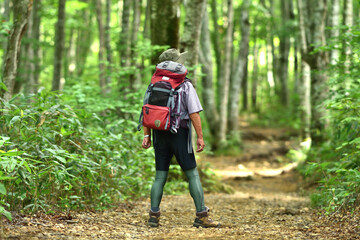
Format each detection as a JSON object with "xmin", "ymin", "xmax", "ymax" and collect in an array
[{"xmin": 183, "ymin": 78, "xmax": 194, "ymax": 89}]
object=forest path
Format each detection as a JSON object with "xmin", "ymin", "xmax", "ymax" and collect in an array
[{"xmin": 3, "ymin": 123, "xmax": 359, "ymax": 239}]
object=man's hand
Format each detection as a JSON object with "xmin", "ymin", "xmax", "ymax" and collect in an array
[
  {"xmin": 142, "ymin": 136, "xmax": 151, "ymax": 149},
  {"xmin": 196, "ymin": 137, "xmax": 205, "ymax": 152}
]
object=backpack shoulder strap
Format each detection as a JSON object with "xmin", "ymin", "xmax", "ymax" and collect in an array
[{"xmin": 143, "ymin": 84, "xmax": 153, "ymax": 105}]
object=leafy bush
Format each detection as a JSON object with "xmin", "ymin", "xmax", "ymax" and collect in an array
[
  {"xmin": 0, "ymin": 89, "xmax": 155, "ymax": 214},
  {"xmin": 302, "ymin": 24, "xmax": 360, "ymax": 213}
]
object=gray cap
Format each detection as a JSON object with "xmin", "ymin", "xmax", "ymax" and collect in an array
[{"xmin": 159, "ymin": 48, "xmax": 188, "ymax": 64}]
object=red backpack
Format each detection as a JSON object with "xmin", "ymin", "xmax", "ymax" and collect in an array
[{"xmin": 138, "ymin": 61, "xmax": 188, "ymax": 133}]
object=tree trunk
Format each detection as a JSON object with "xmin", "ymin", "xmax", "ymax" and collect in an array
[
  {"xmin": 52, "ymin": 0, "xmax": 66, "ymax": 91},
  {"xmin": 143, "ymin": 0, "xmax": 151, "ymax": 39},
  {"xmin": 290, "ymin": 0, "xmax": 299, "ymax": 95},
  {"xmin": 75, "ymin": 0, "xmax": 92, "ymax": 77},
  {"xmin": 251, "ymin": 37, "xmax": 260, "ymax": 111},
  {"xmin": 278, "ymin": 0, "xmax": 290, "ymax": 106},
  {"xmin": 210, "ymin": 0, "xmax": 222, "ymax": 78},
  {"xmin": 150, "ymin": 0, "xmax": 181, "ymax": 63},
  {"xmin": 95, "ymin": 0, "xmax": 106, "ymax": 94},
  {"xmin": 265, "ymin": 31, "xmax": 275, "ymax": 92},
  {"xmin": 129, "ymin": 0, "xmax": 141, "ymax": 89},
  {"xmin": 308, "ymin": 0, "xmax": 329, "ymax": 141},
  {"xmin": 64, "ymin": 27, "xmax": 74, "ymax": 81},
  {"xmin": 330, "ymin": 0, "xmax": 340, "ymax": 65},
  {"xmin": 119, "ymin": 0, "xmax": 131, "ymax": 67},
  {"xmin": 218, "ymin": 0, "xmax": 234, "ymax": 145},
  {"xmin": 199, "ymin": 10, "xmax": 221, "ymax": 149},
  {"xmin": 31, "ymin": 0, "xmax": 41, "ymax": 93},
  {"xmin": 297, "ymin": 0, "xmax": 329, "ymax": 141},
  {"xmin": 300, "ymin": 61, "xmax": 311, "ymax": 139},
  {"xmin": 228, "ymin": 0, "xmax": 251, "ymax": 134},
  {"xmin": 1, "ymin": 0, "xmax": 33, "ymax": 101},
  {"xmin": 1, "ymin": 0, "xmax": 11, "ymax": 67},
  {"xmin": 261, "ymin": 0, "xmax": 275, "ymax": 94},
  {"xmin": 181, "ymin": 0, "xmax": 207, "ymax": 86},
  {"xmin": 16, "ymin": 4, "xmax": 34, "ymax": 95},
  {"xmin": 105, "ymin": 0, "xmax": 113, "ymax": 91},
  {"xmin": 262, "ymin": 0, "xmax": 278, "ymax": 92},
  {"xmin": 297, "ymin": 0, "xmax": 311, "ymax": 139},
  {"xmin": 343, "ymin": 0, "xmax": 353, "ymax": 74}
]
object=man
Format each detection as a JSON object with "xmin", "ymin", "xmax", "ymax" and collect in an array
[{"xmin": 141, "ymin": 48, "xmax": 220, "ymax": 228}]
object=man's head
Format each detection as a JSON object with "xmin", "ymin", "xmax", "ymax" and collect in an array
[{"xmin": 159, "ymin": 48, "xmax": 188, "ymax": 65}]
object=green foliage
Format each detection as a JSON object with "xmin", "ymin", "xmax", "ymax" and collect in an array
[
  {"xmin": 0, "ymin": 19, "xmax": 12, "ymax": 36},
  {"xmin": 0, "ymin": 88, "xmax": 155, "ymax": 215},
  {"xmin": 0, "ymin": 137, "xmax": 16, "ymax": 221},
  {"xmin": 302, "ymin": 25, "xmax": 360, "ymax": 213}
]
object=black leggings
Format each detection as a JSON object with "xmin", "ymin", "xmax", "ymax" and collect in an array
[{"xmin": 153, "ymin": 128, "xmax": 196, "ymax": 171}]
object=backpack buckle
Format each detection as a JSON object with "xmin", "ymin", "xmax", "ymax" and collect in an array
[{"xmin": 170, "ymin": 127, "xmax": 177, "ymax": 134}]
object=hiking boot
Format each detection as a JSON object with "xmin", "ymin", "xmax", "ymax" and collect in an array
[
  {"xmin": 148, "ymin": 210, "xmax": 160, "ymax": 227},
  {"xmin": 193, "ymin": 207, "xmax": 220, "ymax": 228}
]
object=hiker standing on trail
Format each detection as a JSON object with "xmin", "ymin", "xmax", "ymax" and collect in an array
[{"xmin": 140, "ymin": 48, "xmax": 220, "ymax": 228}]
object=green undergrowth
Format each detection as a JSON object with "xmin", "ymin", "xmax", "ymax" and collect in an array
[
  {"xmin": 0, "ymin": 87, "xmax": 232, "ymax": 220},
  {"xmin": 0, "ymin": 88, "xmax": 155, "ymax": 220},
  {"xmin": 299, "ymin": 25, "xmax": 360, "ymax": 214}
]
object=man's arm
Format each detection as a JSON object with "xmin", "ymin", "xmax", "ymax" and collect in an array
[
  {"xmin": 189, "ymin": 112, "xmax": 205, "ymax": 152},
  {"xmin": 142, "ymin": 126, "xmax": 152, "ymax": 149}
]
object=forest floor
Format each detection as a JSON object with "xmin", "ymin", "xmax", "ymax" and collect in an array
[{"xmin": 2, "ymin": 121, "xmax": 360, "ymax": 239}]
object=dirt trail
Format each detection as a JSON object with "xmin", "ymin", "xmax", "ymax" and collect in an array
[{"xmin": 3, "ymin": 125, "xmax": 360, "ymax": 239}]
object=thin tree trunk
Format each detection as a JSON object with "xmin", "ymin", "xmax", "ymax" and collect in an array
[
  {"xmin": 330, "ymin": 0, "xmax": 340, "ymax": 65},
  {"xmin": 300, "ymin": 61, "xmax": 311, "ymax": 139},
  {"xmin": 297, "ymin": 0, "xmax": 329, "ymax": 141},
  {"xmin": 290, "ymin": 0, "xmax": 299, "ymax": 95},
  {"xmin": 251, "ymin": 15, "xmax": 260, "ymax": 111},
  {"xmin": 265, "ymin": 32, "xmax": 275, "ymax": 92},
  {"xmin": 199, "ymin": 10, "xmax": 221, "ymax": 149},
  {"xmin": 95, "ymin": 0, "xmax": 106, "ymax": 94},
  {"xmin": 251, "ymin": 38, "xmax": 260, "ymax": 111},
  {"xmin": 143, "ymin": 0, "xmax": 151, "ymax": 39},
  {"xmin": 261, "ymin": 0, "xmax": 275, "ymax": 94},
  {"xmin": 129, "ymin": 0, "xmax": 141, "ymax": 89},
  {"xmin": 228, "ymin": 0, "xmax": 251, "ymax": 133},
  {"xmin": 64, "ymin": 27, "xmax": 74, "ymax": 81},
  {"xmin": 308, "ymin": 0, "xmax": 329, "ymax": 141},
  {"xmin": 31, "ymin": 0, "xmax": 41, "ymax": 93},
  {"xmin": 293, "ymin": 38, "xmax": 299, "ymax": 95},
  {"xmin": 269, "ymin": 0, "xmax": 278, "ymax": 93},
  {"xmin": 218, "ymin": 0, "xmax": 234, "ymax": 145},
  {"xmin": 15, "ymin": 4, "xmax": 34, "ymax": 95},
  {"xmin": 1, "ymin": 0, "xmax": 33, "ymax": 101},
  {"xmin": 279, "ymin": 0, "xmax": 291, "ymax": 106},
  {"xmin": 52, "ymin": 0, "xmax": 66, "ymax": 91},
  {"xmin": 210, "ymin": 0, "xmax": 222, "ymax": 79},
  {"xmin": 75, "ymin": 0, "xmax": 92, "ymax": 77},
  {"xmin": 24, "ymin": 2, "xmax": 35, "ymax": 94},
  {"xmin": 181, "ymin": 0, "xmax": 207, "ymax": 86},
  {"xmin": 119, "ymin": 0, "xmax": 131, "ymax": 67},
  {"xmin": 297, "ymin": 0, "xmax": 311, "ymax": 139},
  {"xmin": 1, "ymin": 0, "xmax": 11, "ymax": 68},
  {"xmin": 105, "ymin": 0, "xmax": 113, "ymax": 91},
  {"xmin": 343, "ymin": 0, "xmax": 353, "ymax": 74}
]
